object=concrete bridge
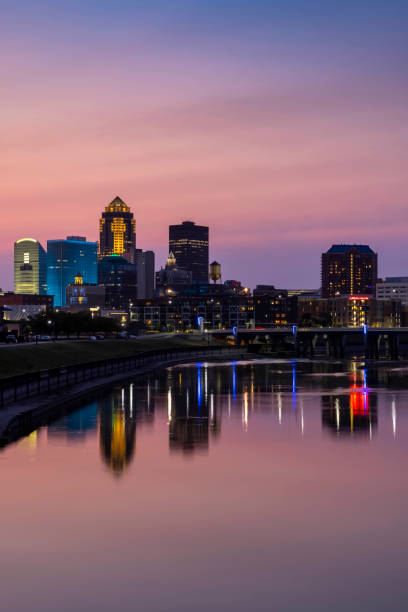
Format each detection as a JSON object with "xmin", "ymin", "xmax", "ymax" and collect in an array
[{"xmin": 208, "ymin": 327, "xmax": 408, "ymax": 359}]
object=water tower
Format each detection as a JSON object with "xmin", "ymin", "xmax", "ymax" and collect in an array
[{"xmin": 209, "ymin": 261, "xmax": 221, "ymax": 284}]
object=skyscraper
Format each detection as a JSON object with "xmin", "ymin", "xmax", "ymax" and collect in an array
[
  {"xmin": 98, "ymin": 255, "xmax": 137, "ymax": 309},
  {"xmin": 169, "ymin": 221, "xmax": 209, "ymax": 282},
  {"xmin": 47, "ymin": 236, "xmax": 98, "ymax": 307},
  {"xmin": 99, "ymin": 196, "xmax": 136, "ymax": 262},
  {"xmin": 14, "ymin": 238, "xmax": 47, "ymax": 295},
  {"xmin": 135, "ymin": 249, "xmax": 155, "ymax": 299},
  {"xmin": 321, "ymin": 244, "xmax": 377, "ymax": 298}
]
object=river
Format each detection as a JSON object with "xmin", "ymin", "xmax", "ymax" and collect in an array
[{"xmin": 0, "ymin": 358, "xmax": 407, "ymax": 611}]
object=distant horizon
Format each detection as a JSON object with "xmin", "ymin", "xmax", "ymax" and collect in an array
[{"xmin": 2, "ymin": 1, "xmax": 407, "ymax": 290}]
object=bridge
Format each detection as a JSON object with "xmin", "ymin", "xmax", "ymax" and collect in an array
[{"xmin": 207, "ymin": 327, "xmax": 408, "ymax": 359}]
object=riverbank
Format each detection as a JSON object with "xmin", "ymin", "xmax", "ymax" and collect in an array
[
  {"xmin": 0, "ymin": 346, "xmax": 248, "ymax": 448},
  {"xmin": 0, "ymin": 334, "xmax": 221, "ymax": 378}
]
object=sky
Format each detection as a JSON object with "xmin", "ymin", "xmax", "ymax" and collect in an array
[{"xmin": 2, "ymin": 0, "xmax": 408, "ymax": 290}]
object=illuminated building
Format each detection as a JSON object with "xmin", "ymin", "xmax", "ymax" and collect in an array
[
  {"xmin": 321, "ymin": 244, "xmax": 377, "ymax": 298},
  {"xmin": 14, "ymin": 238, "xmax": 47, "ymax": 295},
  {"xmin": 332, "ymin": 296, "xmax": 400, "ymax": 327},
  {"xmin": 66, "ymin": 273, "xmax": 106, "ymax": 308},
  {"xmin": 98, "ymin": 255, "xmax": 137, "ymax": 309},
  {"xmin": 298, "ymin": 296, "xmax": 401, "ymax": 327},
  {"xmin": 131, "ymin": 293, "xmax": 253, "ymax": 331},
  {"xmin": 99, "ymin": 196, "xmax": 136, "ymax": 262},
  {"xmin": 47, "ymin": 237, "xmax": 97, "ymax": 307},
  {"xmin": 169, "ymin": 221, "xmax": 209, "ymax": 282},
  {"xmin": 253, "ymin": 285, "xmax": 298, "ymax": 328},
  {"xmin": 155, "ymin": 251, "xmax": 192, "ymax": 296}
]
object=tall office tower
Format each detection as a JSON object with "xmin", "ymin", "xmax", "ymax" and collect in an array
[
  {"xmin": 135, "ymin": 249, "xmax": 155, "ymax": 299},
  {"xmin": 169, "ymin": 221, "xmax": 209, "ymax": 282},
  {"xmin": 321, "ymin": 244, "xmax": 377, "ymax": 298},
  {"xmin": 99, "ymin": 196, "xmax": 136, "ymax": 262},
  {"xmin": 47, "ymin": 236, "xmax": 98, "ymax": 307},
  {"xmin": 98, "ymin": 255, "xmax": 137, "ymax": 309},
  {"xmin": 14, "ymin": 238, "xmax": 47, "ymax": 294}
]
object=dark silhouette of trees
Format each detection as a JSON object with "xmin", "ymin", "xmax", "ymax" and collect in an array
[{"xmin": 28, "ymin": 311, "xmax": 119, "ymax": 337}]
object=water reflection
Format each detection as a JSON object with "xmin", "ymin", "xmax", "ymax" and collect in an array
[
  {"xmin": 99, "ymin": 383, "xmax": 155, "ymax": 474},
  {"xmin": 322, "ymin": 366, "xmax": 377, "ymax": 438},
  {"xmin": 5, "ymin": 358, "xmax": 408, "ymax": 612},
  {"xmin": 167, "ymin": 365, "xmax": 220, "ymax": 455},
  {"xmin": 48, "ymin": 401, "xmax": 98, "ymax": 442},
  {"xmin": 20, "ymin": 359, "xmax": 408, "ymax": 470}
]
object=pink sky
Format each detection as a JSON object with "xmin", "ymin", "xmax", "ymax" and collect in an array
[{"xmin": 2, "ymin": 1, "xmax": 408, "ymax": 289}]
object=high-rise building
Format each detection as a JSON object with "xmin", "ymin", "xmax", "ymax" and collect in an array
[
  {"xmin": 135, "ymin": 249, "xmax": 155, "ymax": 299},
  {"xmin": 98, "ymin": 255, "xmax": 137, "ymax": 310},
  {"xmin": 321, "ymin": 244, "xmax": 377, "ymax": 298},
  {"xmin": 169, "ymin": 221, "xmax": 209, "ymax": 282},
  {"xmin": 47, "ymin": 237, "xmax": 98, "ymax": 307},
  {"xmin": 14, "ymin": 238, "xmax": 47, "ymax": 295},
  {"xmin": 99, "ymin": 196, "xmax": 136, "ymax": 262}
]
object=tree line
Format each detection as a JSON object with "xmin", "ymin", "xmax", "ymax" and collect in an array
[{"xmin": 23, "ymin": 311, "xmax": 119, "ymax": 338}]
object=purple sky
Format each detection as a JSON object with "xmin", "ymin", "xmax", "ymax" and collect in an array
[{"xmin": 2, "ymin": 0, "xmax": 408, "ymax": 290}]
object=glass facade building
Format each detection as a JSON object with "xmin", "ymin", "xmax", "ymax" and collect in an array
[
  {"xmin": 169, "ymin": 221, "xmax": 209, "ymax": 283},
  {"xmin": 47, "ymin": 237, "xmax": 98, "ymax": 307},
  {"xmin": 98, "ymin": 255, "xmax": 137, "ymax": 309},
  {"xmin": 14, "ymin": 238, "xmax": 47, "ymax": 295}
]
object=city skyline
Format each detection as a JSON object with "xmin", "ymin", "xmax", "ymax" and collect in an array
[
  {"xmin": 2, "ymin": 1, "xmax": 408, "ymax": 291},
  {"xmin": 5, "ymin": 208, "xmax": 405, "ymax": 293}
]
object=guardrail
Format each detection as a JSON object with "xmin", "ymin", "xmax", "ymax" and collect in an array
[{"xmin": 0, "ymin": 346, "xmax": 241, "ymax": 408}]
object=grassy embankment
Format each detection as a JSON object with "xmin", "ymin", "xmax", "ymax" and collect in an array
[{"xmin": 0, "ymin": 335, "xmax": 221, "ymax": 379}]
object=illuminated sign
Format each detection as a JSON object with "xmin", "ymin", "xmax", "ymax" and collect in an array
[{"xmin": 348, "ymin": 296, "xmax": 370, "ymax": 301}]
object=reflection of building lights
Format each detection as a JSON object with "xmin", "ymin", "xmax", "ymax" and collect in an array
[
  {"xmin": 110, "ymin": 412, "xmax": 126, "ymax": 469},
  {"xmin": 197, "ymin": 364, "xmax": 202, "ymax": 408},
  {"xmin": 167, "ymin": 388, "xmax": 172, "ymax": 422},
  {"xmin": 210, "ymin": 393, "xmax": 214, "ymax": 421},
  {"xmin": 335, "ymin": 398, "xmax": 340, "ymax": 431},
  {"xmin": 391, "ymin": 398, "xmax": 397, "ymax": 437},
  {"xmin": 19, "ymin": 429, "xmax": 38, "ymax": 451},
  {"xmin": 129, "ymin": 383, "xmax": 133, "ymax": 417},
  {"xmin": 121, "ymin": 387, "xmax": 125, "ymax": 410},
  {"xmin": 277, "ymin": 392, "xmax": 282, "ymax": 424},
  {"xmin": 242, "ymin": 391, "xmax": 248, "ymax": 431},
  {"xmin": 232, "ymin": 362, "xmax": 236, "ymax": 402}
]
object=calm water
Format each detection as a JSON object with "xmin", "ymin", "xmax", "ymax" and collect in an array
[{"xmin": 1, "ymin": 359, "xmax": 408, "ymax": 611}]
